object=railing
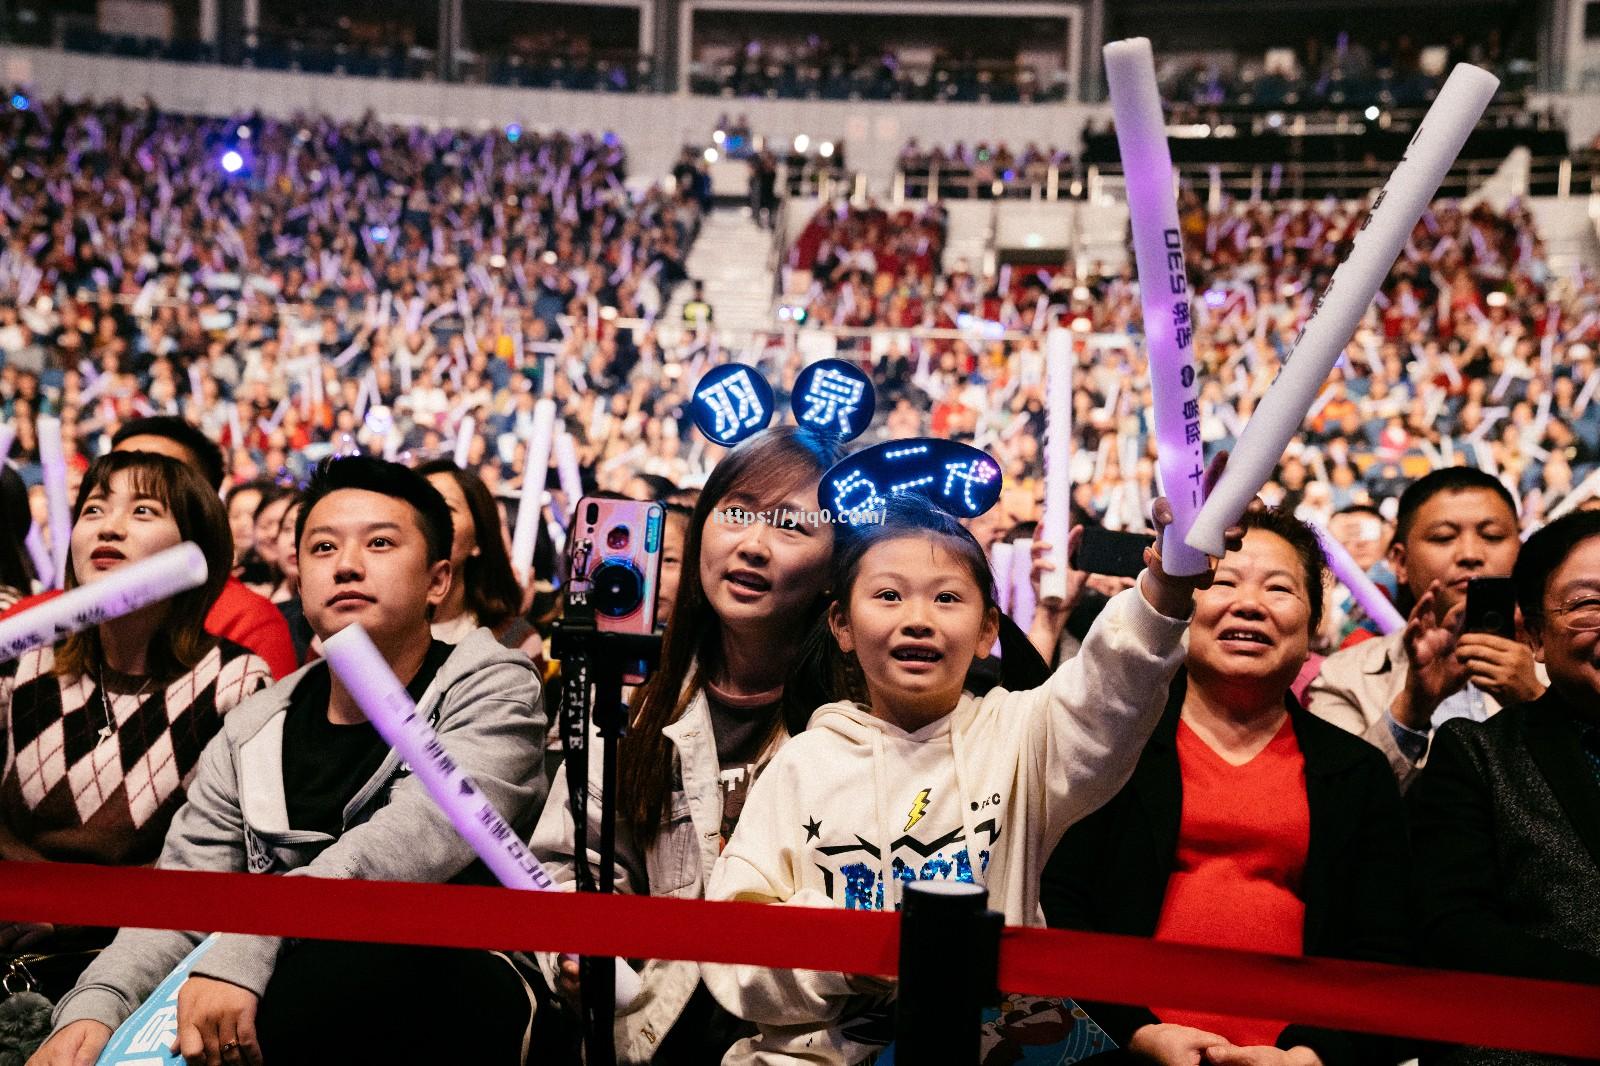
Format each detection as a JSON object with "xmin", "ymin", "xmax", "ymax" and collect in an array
[{"xmin": 897, "ymin": 156, "xmax": 1511, "ymax": 205}]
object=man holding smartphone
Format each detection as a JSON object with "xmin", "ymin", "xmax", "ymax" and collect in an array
[{"xmin": 1307, "ymin": 469, "xmax": 1546, "ymax": 789}]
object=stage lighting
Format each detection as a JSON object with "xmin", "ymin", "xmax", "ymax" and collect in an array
[
  {"xmin": 712, "ymin": 129, "xmax": 726, "ymax": 145},
  {"xmin": 703, "ymin": 147, "xmax": 719, "ymax": 163},
  {"xmin": 236, "ymin": 125, "xmax": 252, "ymax": 140},
  {"xmin": 1364, "ymin": 106, "xmax": 1380, "ymax": 121},
  {"xmin": 10, "ymin": 93, "xmax": 28, "ymax": 110},
  {"xmin": 793, "ymin": 134, "xmax": 810, "ymax": 154},
  {"xmin": 506, "ymin": 123, "xmax": 522, "ymax": 143},
  {"xmin": 819, "ymin": 141, "xmax": 835, "ymax": 159},
  {"xmin": 370, "ymin": 225, "xmax": 390, "ymax": 243},
  {"xmin": 220, "ymin": 150, "xmax": 244, "ymax": 174}
]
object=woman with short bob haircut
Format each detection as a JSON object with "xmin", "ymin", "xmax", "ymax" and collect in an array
[
  {"xmin": 1043, "ymin": 508, "xmax": 1411, "ymax": 1066},
  {"xmin": 530, "ymin": 425, "xmax": 847, "ymax": 1063},
  {"xmin": 0, "ymin": 452, "xmax": 272, "ymax": 970}
]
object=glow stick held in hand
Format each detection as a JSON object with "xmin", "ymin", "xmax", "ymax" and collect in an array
[
  {"xmin": 510, "ymin": 398, "xmax": 558, "ymax": 583},
  {"xmin": 1010, "ymin": 538, "xmax": 1037, "ymax": 633},
  {"xmin": 321, "ymin": 624, "xmax": 641, "ymax": 1009},
  {"xmin": 1185, "ymin": 64, "xmax": 1500, "ymax": 556},
  {"xmin": 0, "ymin": 542, "xmax": 208, "ymax": 664},
  {"xmin": 453, "ymin": 415, "xmax": 476, "ymax": 469},
  {"xmin": 1104, "ymin": 38, "xmax": 1210, "ymax": 576},
  {"xmin": 1040, "ymin": 330, "xmax": 1074, "ymax": 601},
  {"xmin": 37, "ymin": 416, "xmax": 72, "ymax": 589},
  {"xmin": 1312, "ymin": 524, "xmax": 1404, "ymax": 636},
  {"xmin": 553, "ymin": 430, "xmax": 583, "ymax": 521}
]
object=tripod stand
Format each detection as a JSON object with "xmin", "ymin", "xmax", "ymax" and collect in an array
[{"xmin": 550, "ymin": 620, "xmax": 663, "ymax": 1066}]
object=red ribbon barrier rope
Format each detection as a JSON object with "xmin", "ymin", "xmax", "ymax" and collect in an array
[{"xmin": 3, "ymin": 861, "xmax": 1598, "ymax": 1059}]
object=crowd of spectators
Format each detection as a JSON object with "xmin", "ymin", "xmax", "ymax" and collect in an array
[
  {"xmin": 782, "ymin": 188, "xmax": 1599, "ymax": 656},
  {"xmin": 0, "ymin": 85, "xmax": 1596, "ymax": 1066},
  {"xmin": 690, "ymin": 38, "xmax": 1070, "ymax": 103},
  {"xmin": 1158, "ymin": 30, "xmax": 1531, "ymax": 113},
  {"xmin": 0, "ymin": 94, "xmax": 711, "ymax": 516}
]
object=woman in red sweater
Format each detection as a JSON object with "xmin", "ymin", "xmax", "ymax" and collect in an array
[{"xmin": 1042, "ymin": 508, "xmax": 1411, "ymax": 1066}]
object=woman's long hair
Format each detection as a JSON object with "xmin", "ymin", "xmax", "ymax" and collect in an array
[
  {"xmin": 618, "ymin": 426, "xmax": 846, "ymax": 845},
  {"xmin": 55, "ymin": 452, "xmax": 233, "ymax": 681},
  {"xmin": 415, "ymin": 459, "xmax": 523, "ymax": 630},
  {"xmin": 0, "ymin": 465, "xmax": 36, "ymax": 595}
]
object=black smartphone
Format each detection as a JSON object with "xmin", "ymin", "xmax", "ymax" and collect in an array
[
  {"xmin": 1073, "ymin": 527, "xmax": 1155, "ymax": 580},
  {"xmin": 1464, "ymin": 577, "xmax": 1517, "ymax": 639}
]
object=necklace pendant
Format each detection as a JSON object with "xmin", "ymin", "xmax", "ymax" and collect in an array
[{"xmin": 97, "ymin": 724, "xmax": 113, "ymax": 742}]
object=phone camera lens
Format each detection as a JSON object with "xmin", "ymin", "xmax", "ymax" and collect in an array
[
  {"xmin": 585, "ymin": 502, "xmax": 600, "ymax": 524},
  {"xmin": 590, "ymin": 559, "xmax": 644, "ymax": 618},
  {"xmin": 606, "ymin": 526, "xmax": 631, "ymax": 551}
]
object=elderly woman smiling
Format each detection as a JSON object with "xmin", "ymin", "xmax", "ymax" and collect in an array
[{"xmin": 1042, "ymin": 508, "xmax": 1412, "ymax": 1066}]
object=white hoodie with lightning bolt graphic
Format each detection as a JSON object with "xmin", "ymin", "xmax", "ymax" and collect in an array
[{"xmin": 702, "ymin": 584, "xmax": 1190, "ymax": 1065}]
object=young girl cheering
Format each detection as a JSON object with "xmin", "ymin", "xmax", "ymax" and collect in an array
[{"xmin": 703, "ymin": 493, "xmax": 1232, "ymax": 1064}]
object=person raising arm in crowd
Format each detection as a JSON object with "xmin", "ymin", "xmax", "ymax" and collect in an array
[
  {"xmin": 1043, "ymin": 509, "xmax": 1411, "ymax": 1066},
  {"xmin": 1305, "ymin": 469, "xmax": 1545, "ymax": 788}
]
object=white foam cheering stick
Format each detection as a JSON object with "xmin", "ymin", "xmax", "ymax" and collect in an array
[
  {"xmin": 510, "ymin": 399, "xmax": 558, "ymax": 583},
  {"xmin": 1104, "ymin": 37, "xmax": 1209, "ymax": 575},
  {"xmin": 554, "ymin": 431, "xmax": 583, "ymax": 520},
  {"xmin": 1185, "ymin": 64, "xmax": 1500, "ymax": 555},
  {"xmin": 321, "ymin": 624, "xmax": 640, "ymax": 1008},
  {"xmin": 1040, "ymin": 330, "xmax": 1074, "ymax": 601},
  {"xmin": 0, "ymin": 542, "xmax": 208, "ymax": 663},
  {"xmin": 453, "ymin": 415, "xmax": 476, "ymax": 469},
  {"xmin": 37, "ymin": 416, "xmax": 72, "ymax": 589}
]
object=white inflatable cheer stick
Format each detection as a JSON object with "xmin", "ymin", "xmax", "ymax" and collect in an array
[{"xmin": 321, "ymin": 624, "xmax": 641, "ymax": 1008}]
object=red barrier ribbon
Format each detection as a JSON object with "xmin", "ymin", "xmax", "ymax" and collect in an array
[{"xmin": 2, "ymin": 861, "xmax": 1597, "ymax": 1058}]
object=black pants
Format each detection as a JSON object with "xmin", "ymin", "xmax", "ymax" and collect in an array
[{"xmin": 256, "ymin": 941, "xmax": 536, "ymax": 1065}]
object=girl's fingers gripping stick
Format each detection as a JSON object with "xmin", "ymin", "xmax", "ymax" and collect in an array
[{"xmin": 321, "ymin": 623, "xmax": 642, "ymax": 1009}]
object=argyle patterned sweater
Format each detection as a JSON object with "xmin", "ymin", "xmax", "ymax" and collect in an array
[{"xmin": 1, "ymin": 641, "xmax": 271, "ymax": 865}]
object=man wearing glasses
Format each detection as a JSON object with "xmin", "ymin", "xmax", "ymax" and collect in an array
[{"xmin": 1408, "ymin": 510, "xmax": 1600, "ymax": 1020}]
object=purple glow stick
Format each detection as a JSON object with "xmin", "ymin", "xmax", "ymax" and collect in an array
[
  {"xmin": 1104, "ymin": 38, "xmax": 1209, "ymax": 577},
  {"xmin": 1009, "ymin": 538, "xmax": 1037, "ymax": 633},
  {"xmin": 990, "ymin": 541, "xmax": 1015, "ymax": 615},
  {"xmin": 321, "ymin": 624, "xmax": 640, "ymax": 1008},
  {"xmin": 0, "ymin": 543, "xmax": 208, "ymax": 663},
  {"xmin": 37, "ymin": 417, "xmax": 72, "ymax": 589},
  {"xmin": 1313, "ymin": 523, "xmax": 1404, "ymax": 636},
  {"xmin": 25, "ymin": 524, "xmax": 52, "ymax": 587}
]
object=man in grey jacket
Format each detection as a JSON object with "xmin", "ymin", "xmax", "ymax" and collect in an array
[{"xmin": 32, "ymin": 457, "xmax": 548, "ymax": 1066}]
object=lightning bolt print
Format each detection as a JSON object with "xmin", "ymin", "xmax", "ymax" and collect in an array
[{"xmin": 904, "ymin": 788, "xmax": 932, "ymax": 831}]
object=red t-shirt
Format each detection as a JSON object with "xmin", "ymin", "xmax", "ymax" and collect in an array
[
  {"xmin": 2, "ymin": 578, "xmax": 297, "ymax": 680},
  {"xmin": 1153, "ymin": 717, "xmax": 1310, "ymax": 1048}
]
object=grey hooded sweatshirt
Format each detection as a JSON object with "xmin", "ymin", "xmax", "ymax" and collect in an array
[{"xmin": 51, "ymin": 627, "xmax": 547, "ymax": 1033}]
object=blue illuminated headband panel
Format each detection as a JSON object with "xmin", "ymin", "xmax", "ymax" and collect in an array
[
  {"xmin": 821, "ymin": 439, "xmax": 1004, "ymax": 520},
  {"xmin": 690, "ymin": 364, "xmax": 776, "ymax": 446},
  {"xmin": 689, "ymin": 358, "xmax": 873, "ymax": 447},
  {"xmin": 790, "ymin": 359, "xmax": 875, "ymax": 441}
]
